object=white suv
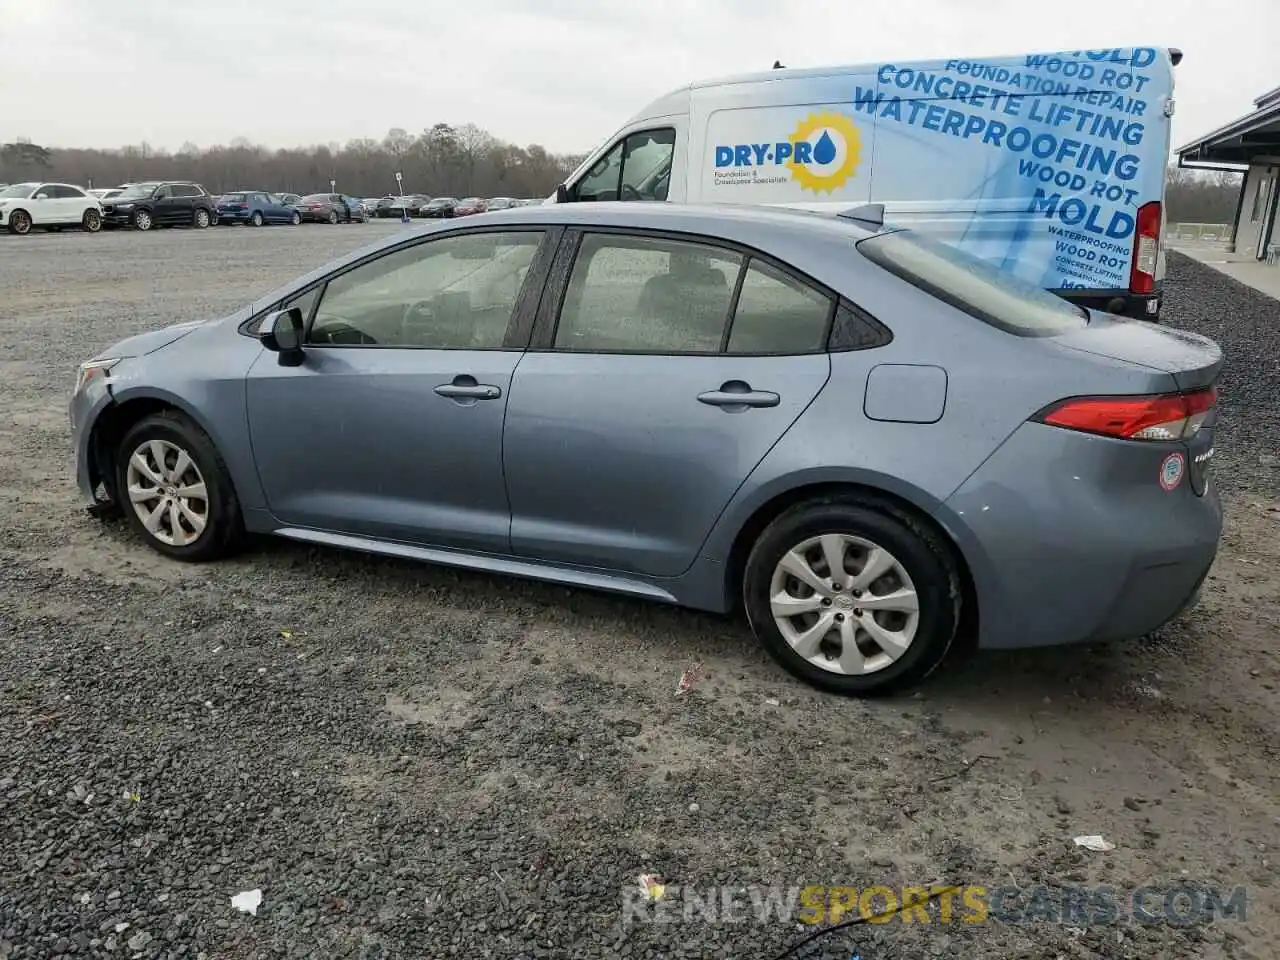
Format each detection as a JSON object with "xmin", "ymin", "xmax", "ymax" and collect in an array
[{"xmin": 0, "ymin": 182, "xmax": 103, "ymax": 235}]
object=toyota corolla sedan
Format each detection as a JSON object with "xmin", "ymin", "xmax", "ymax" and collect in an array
[{"xmin": 68, "ymin": 203, "xmax": 1223, "ymax": 695}]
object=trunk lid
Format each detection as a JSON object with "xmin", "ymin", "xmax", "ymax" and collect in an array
[{"xmin": 1052, "ymin": 313, "xmax": 1223, "ymax": 392}]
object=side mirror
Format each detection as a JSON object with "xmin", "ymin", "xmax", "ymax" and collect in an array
[
  {"xmin": 260, "ymin": 307, "xmax": 305, "ymax": 366},
  {"xmin": 555, "ymin": 183, "xmax": 570, "ymax": 204}
]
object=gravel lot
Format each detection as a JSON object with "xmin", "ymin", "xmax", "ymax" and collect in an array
[{"xmin": 1, "ymin": 227, "xmax": 1277, "ymax": 960}]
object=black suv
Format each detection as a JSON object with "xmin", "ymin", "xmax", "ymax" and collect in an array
[{"xmin": 100, "ymin": 181, "xmax": 218, "ymax": 231}]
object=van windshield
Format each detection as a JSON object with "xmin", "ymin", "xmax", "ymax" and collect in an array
[{"xmin": 857, "ymin": 230, "xmax": 1088, "ymax": 336}]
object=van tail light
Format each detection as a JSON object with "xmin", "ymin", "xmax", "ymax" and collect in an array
[
  {"xmin": 1130, "ymin": 201, "xmax": 1161, "ymax": 295},
  {"xmin": 1036, "ymin": 387, "xmax": 1216, "ymax": 441}
]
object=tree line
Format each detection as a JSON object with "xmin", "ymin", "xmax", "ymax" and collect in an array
[
  {"xmin": 0, "ymin": 135, "xmax": 1247, "ymax": 225},
  {"xmin": 0, "ymin": 125, "xmax": 588, "ymax": 199},
  {"xmin": 1164, "ymin": 166, "xmax": 1245, "ymax": 226}
]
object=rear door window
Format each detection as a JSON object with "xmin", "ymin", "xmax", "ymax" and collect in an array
[
  {"xmin": 553, "ymin": 233, "xmax": 740, "ymax": 353},
  {"xmin": 726, "ymin": 260, "xmax": 833, "ymax": 354},
  {"xmin": 858, "ymin": 229, "xmax": 1088, "ymax": 336}
]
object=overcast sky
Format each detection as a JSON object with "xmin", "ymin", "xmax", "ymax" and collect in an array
[{"xmin": 2, "ymin": 0, "xmax": 1276, "ymax": 155}]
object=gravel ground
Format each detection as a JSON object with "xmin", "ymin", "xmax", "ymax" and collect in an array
[{"xmin": 0, "ymin": 229, "xmax": 1277, "ymax": 960}]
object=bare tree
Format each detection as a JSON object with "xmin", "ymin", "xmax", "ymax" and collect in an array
[{"xmin": 0, "ymin": 126, "xmax": 583, "ymax": 198}]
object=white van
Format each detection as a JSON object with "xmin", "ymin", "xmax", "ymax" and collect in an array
[{"xmin": 551, "ymin": 46, "xmax": 1179, "ymax": 320}]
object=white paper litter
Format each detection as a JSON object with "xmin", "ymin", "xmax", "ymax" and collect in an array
[
  {"xmin": 1073, "ymin": 835, "xmax": 1115, "ymax": 852},
  {"xmin": 231, "ymin": 889, "xmax": 263, "ymax": 915}
]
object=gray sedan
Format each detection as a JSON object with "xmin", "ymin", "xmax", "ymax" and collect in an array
[{"xmin": 68, "ymin": 202, "xmax": 1223, "ymax": 694}]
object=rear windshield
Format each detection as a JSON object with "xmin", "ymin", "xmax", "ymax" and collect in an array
[
  {"xmin": 222, "ymin": 193, "xmax": 247, "ymax": 201},
  {"xmin": 301, "ymin": 195, "xmax": 328, "ymax": 202},
  {"xmin": 857, "ymin": 230, "xmax": 1088, "ymax": 336}
]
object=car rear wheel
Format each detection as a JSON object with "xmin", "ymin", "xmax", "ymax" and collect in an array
[
  {"xmin": 7, "ymin": 210, "xmax": 31, "ymax": 235},
  {"xmin": 327, "ymin": 210, "xmax": 339, "ymax": 225},
  {"xmin": 116, "ymin": 411, "xmax": 244, "ymax": 562},
  {"xmin": 133, "ymin": 210, "xmax": 153, "ymax": 231},
  {"xmin": 743, "ymin": 496, "xmax": 961, "ymax": 696},
  {"xmin": 82, "ymin": 209, "xmax": 102, "ymax": 233},
  {"xmin": 193, "ymin": 208, "xmax": 212, "ymax": 229},
  {"xmin": 290, "ymin": 211, "xmax": 301, "ymax": 226},
  {"xmin": 250, "ymin": 211, "xmax": 264, "ymax": 227}
]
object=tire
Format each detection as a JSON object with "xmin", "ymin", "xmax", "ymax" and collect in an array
[
  {"xmin": 82, "ymin": 209, "xmax": 102, "ymax": 233},
  {"xmin": 7, "ymin": 210, "xmax": 31, "ymax": 235},
  {"xmin": 291, "ymin": 211, "xmax": 301, "ymax": 226},
  {"xmin": 250, "ymin": 211, "xmax": 264, "ymax": 227},
  {"xmin": 115, "ymin": 411, "xmax": 244, "ymax": 562},
  {"xmin": 194, "ymin": 208, "xmax": 212, "ymax": 229},
  {"xmin": 327, "ymin": 210, "xmax": 339, "ymax": 225},
  {"xmin": 133, "ymin": 209, "xmax": 153, "ymax": 231},
  {"xmin": 742, "ymin": 496, "xmax": 961, "ymax": 696}
]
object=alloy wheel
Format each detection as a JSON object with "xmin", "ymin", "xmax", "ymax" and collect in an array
[
  {"xmin": 769, "ymin": 533, "xmax": 920, "ymax": 675},
  {"xmin": 10, "ymin": 211, "xmax": 31, "ymax": 235},
  {"xmin": 134, "ymin": 210, "xmax": 153, "ymax": 231},
  {"xmin": 83, "ymin": 210, "xmax": 102, "ymax": 232},
  {"xmin": 327, "ymin": 210, "xmax": 338, "ymax": 224},
  {"xmin": 125, "ymin": 438, "xmax": 209, "ymax": 547},
  {"xmin": 291, "ymin": 211, "xmax": 301, "ymax": 225},
  {"xmin": 195, "ymin": 208, "xmax": 211, "ymax": 228},
  {"xmin": 251, "ymin": 212, "xmax": 263, "ymax": 227}
]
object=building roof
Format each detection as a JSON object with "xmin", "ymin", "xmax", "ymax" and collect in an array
[{"xmin": 1178, "ymin": 85, "xmax": 1280, "ymax": 168}]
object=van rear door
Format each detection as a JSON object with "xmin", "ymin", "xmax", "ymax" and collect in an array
[{"xmin": 859, "ymin": 48, "xmax": 1174, "ymax": 317}]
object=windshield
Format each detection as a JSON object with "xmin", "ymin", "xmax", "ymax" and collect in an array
[
  {"xmin": 0, "ymin": 183, "xmax": 37, "ymax": 199},
  {"xmin": 116, "ymin": 183, "xmax": 159, "ymax": 199},
  {"xmin": 857, "ymin": 229, "xmax": 1088, "ymax": 336}
]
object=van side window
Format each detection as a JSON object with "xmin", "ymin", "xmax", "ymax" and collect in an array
[{"xmin": 572, "ymin": 128, "xmax": 674, "ymax": 203}]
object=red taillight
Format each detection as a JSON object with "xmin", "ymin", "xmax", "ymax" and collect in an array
[
  {"xmin": 1039, "ymin": 387, "xmax": 1216, "ymax": 441},
  {"xmin": 1130, "ymin": 200, "xmax": 1161, "ymax": 295}
]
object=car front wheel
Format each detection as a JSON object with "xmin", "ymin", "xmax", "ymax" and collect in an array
[
  {"xmin": 82, "ymin": 209, "xmax": 102, "ymax": 232},
  {"xmin": 743, "ymin": 496, "xmax": 961, "ymax": 696},
  {"xmin": 115, "ymin": 411, "xmax": 244, "ymax": 561},
  {"xmin": 133, "ymin": 210, "xmax": 153, "ymax": 231},
  {"xmin": 7, "ymin": 210, "xmax": 32, "ymax": 235}
]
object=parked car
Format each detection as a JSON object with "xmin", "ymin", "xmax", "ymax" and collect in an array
[
  {"xmin": 100, "ymin": 181, "xmax": 217, "ymax": 231},
  {"xmin": 67, "ymin": 203, "xmax": 1224, "ymax": 695},
  {"xmin": 294, "ymin": 194, "xmax": 349, "ymax": 224},
  {"xmin": 0, "ymin": 181, "xmax": 103, "ymax": 234},
  {"xmin": 361, "ymin": 198, "xmax": 381, "ymax": 215},
  {"xmin": 337, "ymin": 195, "xmax": 368, "ymax": 222},
  {"xmin": 453, "ymin": 197, "xmax": 485, "ymax": 216},
  {"xmin": 375, "ymin": 195, "xmax": 424, "ymax": 218},
  {"xmin": 484, "ymin": 197, "xmax": 517, "ymax": 212},
  {"xmin": 215, "ymin": 191, "xmax": 301, "ymax": 226},
  {"xmin": 418, "ymin": 197, "xmax": 457, "ymax": 219}
]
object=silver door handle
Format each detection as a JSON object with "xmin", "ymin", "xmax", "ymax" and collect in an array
[
  {"xmin": 697, "ymin": 382, "xmax": 780, "ymax": 409},
  {"xmin": 434, "ymin": 383, "xmax": 501, "ymax": 400}
]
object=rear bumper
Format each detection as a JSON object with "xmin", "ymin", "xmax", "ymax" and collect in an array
[
  {"xmin": 217, "ymin": 210, "xmax": 252, "ymax": 222},
  {"xmin": 1062, "ymin": 288, "xmax": 1163, "ymax": 321},
  {"xmin": 939, "ymin": 422, "xmax": 1222, "ymax": 650}
]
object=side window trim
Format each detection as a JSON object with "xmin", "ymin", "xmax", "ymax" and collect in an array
[{"xmin": 529, "ymin": 226, "xmax": 848, "ymax": 356}]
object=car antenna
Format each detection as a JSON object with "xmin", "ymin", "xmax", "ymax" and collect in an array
[
  {"xmin": 772, "ymin": 60, "xmax": 785, "ymax": 69},
  {"xmin": 837, "ymin": 203, "xmax": 885, "ymax": 227}
]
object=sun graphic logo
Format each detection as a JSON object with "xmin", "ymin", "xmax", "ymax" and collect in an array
[{"xmin": 787, "ymin": 112, "xmax": 862, "ymax": 194}]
